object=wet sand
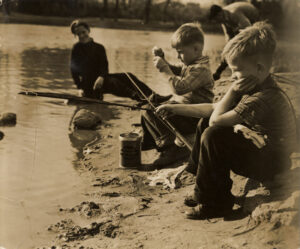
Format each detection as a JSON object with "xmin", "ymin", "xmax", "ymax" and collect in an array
[{"xmin": 35, "ymin": 76, "xmax": 300, "ymax": 249}]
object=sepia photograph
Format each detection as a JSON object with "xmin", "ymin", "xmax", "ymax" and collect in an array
[{"xmin": 0, "ymin": 0, "xmax": 299, "ymax": 248}]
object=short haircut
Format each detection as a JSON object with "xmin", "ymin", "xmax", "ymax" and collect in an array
[
  {"xmin": 222, "ymin": 21, "xmax": 276, "ymax": 63},
  {"xmin": 209, "ymin": 5, "xmax": 223, "ymax": 20},
  {"xmin": 171, "ymin": 23, "xmax": 204, "ymax": 48},
  {"xmin": 70, "ymin": 20, "xmax": 90, "ymax": 34}
]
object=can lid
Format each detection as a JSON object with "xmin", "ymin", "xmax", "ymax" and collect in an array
[{"xmin": 119, "ymin": 132, "xmax": 141, "ymax": 141}]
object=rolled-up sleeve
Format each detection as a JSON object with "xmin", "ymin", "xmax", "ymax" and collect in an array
[
  {"xmin": 169, "ymin": 67, "xmax": 211, "ymax": 95},
  {"xmin": 169, "ymin": 64, "xmax": 182, "ymax": 76},
  {"xmin": 234, "ymin": 94, "xmax": 269, "ymax": 127}
]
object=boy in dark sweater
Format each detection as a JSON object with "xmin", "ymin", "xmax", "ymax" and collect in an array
[{"xmin": 70, "ymin": 20, "xmax": 171, "ymax": 103}]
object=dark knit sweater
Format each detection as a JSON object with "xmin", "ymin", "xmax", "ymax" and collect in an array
[{"xmin": 70, "ymin": 39, "xmax": 108, "ymax": 96}]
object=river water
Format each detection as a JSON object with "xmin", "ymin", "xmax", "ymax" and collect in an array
[{"xmin": 0, "ymin": 24, "xmax": 226, "ymax": 248}]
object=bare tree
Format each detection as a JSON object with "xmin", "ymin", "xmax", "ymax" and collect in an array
[
  {"xmin": 122, "ymin": 0, "xmax": 127, "ymax": 10},
  {"xmin": 144, "ymin": 0, "xmax": 151, "ymax": 24},
  {"xmin": 102, "ymin": 0, "xmax": 108, "ymax": 18},
  {"xmin": 163, "ymin": 0, "xmax": 171, "ymax": 22},
  {"xmin": 114, "ymin": 0, "xmax": 119, "ymax": 21}
]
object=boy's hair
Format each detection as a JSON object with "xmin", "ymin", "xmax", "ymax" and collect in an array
[
  {"xmin": 222, "ymin": 21, "xmax": 276, "ymax": 63},
  {"xmin": 209, "ymin": 5, "xmax": 223, "ymax": 20},
  {"xmin": 70, "ymin": 20, "xmax": 90, "ymax": 34},
  {"xmin": 171, "ymin": 23, "xmax": 204, "ymax": 48}
]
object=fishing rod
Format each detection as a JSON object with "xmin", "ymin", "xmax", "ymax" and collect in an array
[
  {"xmin": 18, "ymin": 91, "xmax": 152, "ymax": 111},
  {"xmin": 117, "ymin": 66, "xmax": 193, "ymax": 151},
  {"xmin": 272, "ymin": 73, "xmax": 299, "ymax": 86}
]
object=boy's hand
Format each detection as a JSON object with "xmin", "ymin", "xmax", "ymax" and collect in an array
[
  {"xmin": 153, "ymin": 56, "xmax": 170, "ymax": 73},
  {"xmin": 93, "ymin": 76, "xmax": 104, "ymax": 91},
  {"xmin": 78, "ymin": 89, "xmax": 84, "ymax": 97},
  {"xmin": 152, "ymin": 46, "xmax": 165, "ymax": 58},
  {"xmin": 231, "ymin": 75, "xmax": 258, "ymax": 95},
  {"xmin": 156, "ymin": 104, "xmax": 174, "ymax": 119}
]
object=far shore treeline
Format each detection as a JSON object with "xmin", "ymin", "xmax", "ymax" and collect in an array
[{"xmin": 1, "ymin": 0, "xmax": 300, "ymax": 29}]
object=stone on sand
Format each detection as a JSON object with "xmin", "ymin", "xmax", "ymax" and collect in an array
[
  {"xmin": 0, "ymin": 130, "xmax": 4, "ymax": 140},
  {"xmin": 72, "ymin": 109, "xmax": 102, "ymax": 129},
  {"xmin": 0, "ymin": 112, "xmax": 16, "ymax": 126}
]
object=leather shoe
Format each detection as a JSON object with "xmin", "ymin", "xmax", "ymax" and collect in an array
[
  {"xmin": 185, "ymin": 204, "xmax": 233, "ymax": 220},
  {"xmin": 184, "ymin": 195, "xmax": 198, "ymax": 207},
  {"xmin": 153, "ymin": 144, "xmax": 190, "ymax": 168}
]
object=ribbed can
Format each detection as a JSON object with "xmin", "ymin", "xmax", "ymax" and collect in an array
[{"xmin": 119, "ymin": 132, "xmax": 142, "ymax": 168}]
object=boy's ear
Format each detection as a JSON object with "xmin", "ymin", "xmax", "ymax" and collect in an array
[{"xmin": 194, "ymin": 43, "xmax": 203, "ymax": 53}]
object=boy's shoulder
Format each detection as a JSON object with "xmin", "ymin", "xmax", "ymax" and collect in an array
[
  {"xmin": 187, "ymin": 56, "xmax": 211, "ymax": 70},
  {"xmin": 72, "ymin": 42, "xmax": 81, "ymax": 49},
  {"xmin": 93, "ymin": 41, "xmax": 105, "ymax": 49},
  {"xmin": 240, "ymin": 83, "xmax": 286, "ymax": 110},
  {"xmin": 72, "ymin": 41, "xmax": 105, "ymax": 49},
  {"xmin": 185, "ymin": 56, "xmax": 212, "ymax": 78}
]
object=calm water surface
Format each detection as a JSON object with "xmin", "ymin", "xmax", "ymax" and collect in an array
[{"xmin": 0, "ymin": 23, "xmax": 225, "ymax": 248}]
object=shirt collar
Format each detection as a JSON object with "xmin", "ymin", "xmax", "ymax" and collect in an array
[
  {"xmin": 80, "ymin": 38, "xmax": 94, "ymax": 45},
  {"xmin": 257, "ymin": 74, "xmax": 277, "ymax": 90},
  {"xmin": 189, "ymin": 56, "xmax": 209, "ymax": 66},
  {"xmin": 250, "ymin": 74, "xmax": 277, "ymax": 94}
]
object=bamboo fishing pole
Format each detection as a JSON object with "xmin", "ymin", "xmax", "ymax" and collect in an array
[
  {"xmin": 18, "ymin": 91, "xmax": 152, "ymax": 111},
  {"xmin": 117, "ymin": 68, "xmax": 193, "ymax": 151}
]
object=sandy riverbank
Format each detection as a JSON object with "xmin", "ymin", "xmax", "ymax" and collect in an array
[{"xmin": 33, "ymin": 75, "xmax": 300, "ymax": 249}]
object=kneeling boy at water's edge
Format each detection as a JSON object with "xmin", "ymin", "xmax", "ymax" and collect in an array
[
  {"xmin": 141, "ymin": 22, "xmax": 214, "ymax": 167},
  {"xmin": 70, "ymin": 20, "xmax": 171, "ymax": 103},
  {"xmin": 157, "ymin": 22, "xmax": 298, "ymax": 219}
]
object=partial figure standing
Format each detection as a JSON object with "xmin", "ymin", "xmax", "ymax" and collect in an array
[{"xmin": 209, "ymin": 2, "xmax": 259, "ymax": 80}]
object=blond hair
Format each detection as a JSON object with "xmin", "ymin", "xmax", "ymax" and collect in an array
[
  {"xmin": 171, "ymin": 22, "xmax": 204, "ymax": 48},
  {"xmin": 222, "ymin": 22, "xmax": 276, "ymax": 63}
]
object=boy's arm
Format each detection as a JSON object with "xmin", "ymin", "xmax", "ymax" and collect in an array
[
  {"xmin": 235, "ymin": 13, "xmax": 251, "ymax": 30},
  {"xmin": 94, "ymin": 45, "xmax": 109, "ymax": 91},
  {"xmin": 97, "ymin": 45, "xmax": 109, "ymax": 77},
  {"xmin": 70, "ymin": 46, "xmax": 82, "ymax": 89},
  {"xmin": 168, "ymin": 63, "xmax": 182, "ymax": 76},
  {"xmin": 209, "ymin": 87, "xmax": 242, "ymax": 126},
  {"xmin": 169, "ymin": 67, "xmax": 212, "ymax": 95},
  {"xmin": 209, "ymin": 76, "xmax": 258, "ymax": 127},
  {"xmin": 156, "ymin": 103, "xmax": 215, "ymax": 119},
  {"xmin": 221, "ymin": 24, "xmax": 232, "ymax": 42},
  {"xmin": 153, "ymin": 57, "xmax": 211, "ymax": 96},
  {"xmin": 152, "ymin": 47, "xmax": 182, "ymax": 75}
]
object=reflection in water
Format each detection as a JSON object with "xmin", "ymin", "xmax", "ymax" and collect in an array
[
  {"xmin": 68, "ymin": 103, "xmax": 114, "ymax": 160},
  {"xmin": 20, "ymin": 47, "xmax": 73, "ymax": 90},
  {"xmin": 69, "ymin": 129, "xmax": 100, "ymax": 160},
  {"xmin": 19, "ymin": 47, "xmax": 115, "ymax": 162}
]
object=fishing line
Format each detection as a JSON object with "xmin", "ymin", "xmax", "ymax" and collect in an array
[
  {"xmin": 16, "ymin": 97, "xmax": 39, "ymax": 248},
  {"xmin": 272, "ymin": 73, "xmax": 299, "ymax": 86},
  {"xmin": 115, "ymin": 61, "xmax": 193, "ymax": 151}
]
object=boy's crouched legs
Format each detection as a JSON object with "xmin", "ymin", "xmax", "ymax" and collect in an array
[
  {"xmin": 193, "ymin": 126, "xmax": 235, "ymax": 209},
  {"xmin": 185, "ymin": 118, "xmax": 209, "ymax": 175},
  {"xmin": 186, "ymin": 125, "xmax": 290, "ymax": 219},
  {"xmin": 187, "ymin": 126, "xmax": 244, "ymax": 219}
]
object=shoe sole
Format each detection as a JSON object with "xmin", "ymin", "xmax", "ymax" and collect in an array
[{"xmin": 185, "ymin": 209, "xmax": 233, "ymax": 220}]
